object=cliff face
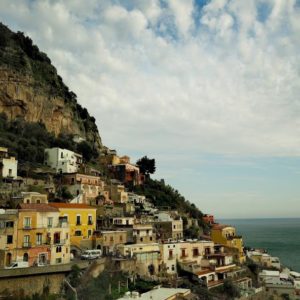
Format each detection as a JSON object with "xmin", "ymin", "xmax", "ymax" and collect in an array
[{"xmin": 0, "ymin": 22, "xmax": 103, "ymax": 151}]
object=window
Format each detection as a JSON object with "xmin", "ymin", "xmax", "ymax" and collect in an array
[
  {"xmin": 150, "ymin": 237, "xmax": 153, "ymax": 241},
  {"xmin": 56, "ymin": 258, "xmax": 62, "ymax": 264},
  {"xmin": 75, "ymin": 230, "xmax": 82, "ymax": 236},
  {"xmin": 88, "ymin": 230, "xmax": 92, "ymax": 238},
  {"xmin": 120, "ymin": 235, "xmax": 123, "ymax": 242},
  {"xmin": 36, "ymin": 199, "xmax": 41, "ymax": 204},
  {"xmin": 23, "ymin": 235, "xmax": 30, "ymax": 247},
  {"xmin": 36, "ymin": 233, "xmax": 42, "ymax": 245},
  {"xmin": 6, "ymin": 221, "xmax": 14, "ymax": 228},
  {"xmin": 56, "ymin": 246, "xmax": 62, "ymax": 253},
  {"xmin": 23, "ymin": 217, "xmax": 31, "ymax": 228},
  {"xmin": 88, "ymin": 215, "xmax": 93, "ymax": 225},
  {"xmin": 47, "ymin": 217, "xmax": 53, "ymax": 228},
  {"xmin": 7, "ymin": 235, "xmax": 13, "ymax": 244},
  {"xmin": 193, "ymin": 248, "xmax": 199, "ymax": 257},
  {"xmin": 61, "ymin": 152, "xmax": 64, "ymax": 159},
  {"xmin": 140, "ymin": 237, "xmax": 143, "ymax": 242},
  {"xmin": 76, "ymin": 215, "xmax": 81, "ymax": 225},
  {"xmin": 110, "ymin": 236, "xmax": 113, "ymax": 242},
  {"xmin": 181, "ymin": 249, "xmax": 186, "ymax": 258},
  {"xmin": 172, "ymin": 265, "xmax": 175, "ymax": 271},
  {"xmin": 54, "ymin": 232, "xmax": 61, "ymax": 244},
  {"xmin": 169, "ymin": 250, "xmax": 173, "ymax": 259},
  {"xmin": 23, "ymin": 253, "xmax": 29, "ymax": 262}
]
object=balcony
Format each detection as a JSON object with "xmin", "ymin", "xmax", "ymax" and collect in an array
[
  {"xmin": 23, "ymin": 242, "xmax": 31, "ymax": 248},
  {"xmin": 88, "ymin": 221, "xmax": 94, "ymax": 225},
  {"xmin": 54, "ymin": 239, "xmax": 66, "ymax": 245},
  {"xmin": 23, "ymin": 225, "xmax": 31, "ymax": 230}
]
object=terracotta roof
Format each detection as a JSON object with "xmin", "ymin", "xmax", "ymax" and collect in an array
[
  {"xmin": 19, "ymin": 203, "xmax": 59, "ymax": 212},
  {"xmin": 48, "ymin": 203, "xmax": 95, "ymax": 209},
  {"xmin": 195, "ymin": 269, "xmax": 215, "ymax": 276}
]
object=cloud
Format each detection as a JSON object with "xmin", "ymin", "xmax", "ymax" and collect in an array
[
  {"xmin": 0, "ymin": 0, "xmax": 299, "ymax": 157},
  {"xmin": 0, "ymin": 0, "xmax": 300, "ymax": 216}
]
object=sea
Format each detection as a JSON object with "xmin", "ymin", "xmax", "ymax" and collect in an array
[{"xmin": 218, "ymin": 218, "xmax": 300, "ymax": 272}]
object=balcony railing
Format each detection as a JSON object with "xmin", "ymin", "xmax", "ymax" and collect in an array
[
  {"xmin": 23, "ymin": 225, "xmax": 31, "ymax": 230},
  {"xmin": 23, "ymin": 242, "xmax": 31, "ymax": 248},
  {"xmin": 54, "ymin": 239, "xmax": 66, "ymax": 245},
  {"xmin": 88, "ymin": 221, "xmax": 94, "ymax": 225}
]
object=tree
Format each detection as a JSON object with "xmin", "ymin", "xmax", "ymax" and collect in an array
[
  {"xmin": 77, "ymin": 141, "xmax": 95, "ymax": 162},
  {"xmin": 136, "ymin": 156, "xmax": 156, "ymax": 177},
  {"xmin": 223, "ymin": 279, "xmax": 240, "ymax": 299}
]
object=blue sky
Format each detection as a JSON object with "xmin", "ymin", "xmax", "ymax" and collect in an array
[{"xmin": 0, "ymin": 0, "xmax": 299, "ymax": 218}]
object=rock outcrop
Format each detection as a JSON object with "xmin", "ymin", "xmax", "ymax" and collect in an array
[{"xmin": 0, "ymin": 22, "xmax": 103, "ymax": 151}]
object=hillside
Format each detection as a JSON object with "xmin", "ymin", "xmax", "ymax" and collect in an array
[
  {"xmin": 0, "ymin": 22, "xmax": 103, "ymax": 152},
  {"xmin": 0, "ymin": 22, "xmax": 206, "ymax": 225}
]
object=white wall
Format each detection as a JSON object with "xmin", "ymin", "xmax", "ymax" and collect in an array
[{"xmin": 1, "ymin": 158, "xmax": 18, "ymax": 179}]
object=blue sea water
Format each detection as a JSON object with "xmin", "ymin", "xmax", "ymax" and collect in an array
[{"xmin": 218, "ymin": 218, "xmax": 300, "ymax": 272}]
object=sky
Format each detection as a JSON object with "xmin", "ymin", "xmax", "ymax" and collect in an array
[{"xmin": 1, "ymin": 0, "xmax": 300, "ymax": 218}]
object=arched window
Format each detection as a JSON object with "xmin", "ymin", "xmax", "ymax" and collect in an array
[
  {"xmin": 23, "ymin": 253, "xmax": 29, "ymax": 262},
  {"xmin": 6, "ymin": 253, "xmax": 12, "ymax": 266}
]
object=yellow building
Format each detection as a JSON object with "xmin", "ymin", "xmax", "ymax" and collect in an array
[
  {"xmin": 0, "ymin": 204, "xmax": 71, "ymax": 268},
  {"xmin": 0, "ymin": 210, "xmax": 18, "ymax": 267},
  {"xmin": 49, "ymin": 203, "xmax": 96, "ymax": 250},
  {"xmin": 17, "ymin": 204, "xmax": 70, "ymax": 266},
  {"xmin": 211, "ymin": 224, "xmax": 246, "ymax": 264}
]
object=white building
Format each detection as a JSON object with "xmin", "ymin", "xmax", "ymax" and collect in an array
[
  {"xmin": 44, "ymin": 147, "xmax": 82, "ymax": 174},
  {"xmin": 0, "ymin": 147, "xmax": 18, "ymax": 180}
]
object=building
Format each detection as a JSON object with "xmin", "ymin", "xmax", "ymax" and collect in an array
[
  {"xmin": 117, "ymin": 287, "xmax": 191, "ymax": 300},
  {"xmin": 211, "ymin": 224, "xmax": 246, "ymax": 264},
  {"xmin": 153, "ymin": 213, "xmax": 183, "ymax": 241},
  {"xmin": 93, "ymin": 230, "xmax": 127, "ymax": 255},
  {"xmin": 203, "ymin": 214, "xmax": 215, "ymax": 225},
  {"xmin": 117, "ymin": 243, "xmax": 160, "ymax": 277},
  {"xmin": 17, "ymin": 203, "xmax": 70, "ymax": 266},
  {"xmin": 159, "ymin": 240, "xmax": 215, "ymax": 276},
  {"xmin": 247, "ymin": 250, "xmax": 281, "ymax": 270},
  {"xmin": 62, "ymin": 173, "xmax": 105, "ymax": 204},
  {"xmin": 0, "ymin": 147, "xmax": 17, "ymax": 180},
  {"xmin": 22, "ymin": 192, "xmax": 48, "ymax": 204},
  {"xmin": 44, "ymin": 147, "xmax": 82, "ymax": 174},
  {"xmin": 133, "ymin": 224, "xmax": 155, "ymax": 244},
  {"xmin": 107, "ymin": 182, "xmax": 128, "ymax": 203},
  {"xmin": 0, "ymin": 209, "xmax": 18, "ymax": 267},
  {"xmin": 0, "ymin": 204, "xmax": 71, "ymax": 268},
  {"xmin": 127, "ymin": 193, "xmax": 145, "ymax": 204},
  {"xmin": 48, "ymin": 203, "xmax": 96, "ymax": 250}
]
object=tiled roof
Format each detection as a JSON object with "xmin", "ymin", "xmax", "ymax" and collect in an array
[
  {"xmin": 48, "ymin": 203, "xmax": 95, "ymax": 209},
  {"xmin": 19, "ymin": 203, "xmax": 59, "ymax": 212}
]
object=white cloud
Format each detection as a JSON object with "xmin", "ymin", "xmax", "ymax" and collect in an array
[{"xmin": 0, "ymin": 0, "xmax": 300, "ymax": 216}]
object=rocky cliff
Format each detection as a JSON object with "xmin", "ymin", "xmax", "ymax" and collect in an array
[{"xmin": 0, "ymin": 22, "xmax": 103, "ymax": 151}]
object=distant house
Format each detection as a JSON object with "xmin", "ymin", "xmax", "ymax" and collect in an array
[
  {"xmin": 211, "ymin": 224, "xmax": 246, "ymax": 264},
  {"xmin": 0, "ymin": 147, "xmax": 18, "ymax": 180},
  {"xmin": 62, "ymin": 173, "xmax": 105, "ymax": 204},
  {"xmin": 44, "ymin": 147, "xmax": 82, "ymax": 174}
]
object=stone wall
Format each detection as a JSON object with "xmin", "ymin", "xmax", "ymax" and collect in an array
[{"xmin": 0, "ymin": 272, "xmax": 65, "ymax": 296}]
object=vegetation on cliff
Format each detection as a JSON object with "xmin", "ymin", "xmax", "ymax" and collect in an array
[
  {"xmin": 0, "ymin": 112, "xmax": 98, "ymax": 165},
  {"xmin": 0, "ymin": 22, "xmax": 101, "ymax": 150},
  {"xmin": 133, "ymin": 178, "xmax": 205, "ymax": 226}
]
